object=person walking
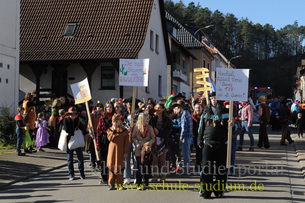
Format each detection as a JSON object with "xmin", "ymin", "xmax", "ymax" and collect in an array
[
  {"xmin": 169, "ymin": 103, "xmax": 182, "ymax": 172},
  {"xmin": 22, "ymin": 92, "xmax": 37, "ymax": 153},
  {"xmin": 295, "ymin": 112, "xmax": 304, "ymax": 138},
  {"xmin": 131, "ymin": 112, "xmax": 155, "ymax": 189},
  {"xmin": 279, "ymin": 100, "xmax": 294, "ymax": 145},
  {"xmin": 35, "ymin": 112, "xmax": 50, "ymax": 152},
  {"xmin": 150, "ymin": 103, "xmax": 172, "ymax": 182},
  {"xmin": 86, "ymin": 102, "xmax": 103, "ymax": 171},
  {"xmin": 63, "ymin": 107, "xmax": 88, "ymax": 180},
  {"xmin": 179, "ymin": 101, "xmax": 193, "ymax": 172},
  {"xmin": 197, "ymin": 92, "xmax": 233, "ymax": 198},
  {"xmin": 96, "ymin": 101, "xmax": 114, "ymax": 184},
  {"xmin": 107, "ymin": 114, "xmax": 130, "ymax": 190},
  {"xmin": 257, "ymin": 96, "xmax": 271, "ymax": 149},
  {"xmin": 237, "ymin": 100, "xmax": 255, "ymax": 151},
  {"xmin": 192, "ymin": 103, "xmax": 203, "ymax": 168},
  {"xmin": 15, "ymin": 107, "xmax": 26, "ymax": 156}
]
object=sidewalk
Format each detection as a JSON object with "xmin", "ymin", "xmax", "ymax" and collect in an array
[{"xmin": 0, "ymin": 147, "xmax": 68, "ymax": 188}]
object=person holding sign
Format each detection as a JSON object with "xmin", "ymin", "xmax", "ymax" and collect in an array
[
  {"xmin": 197, "ymin": 92, "xmax": 234, "ymax": 199},
  {"xmin": 63, "ymin": 107, "xmax": 88, "ymax": 181}
]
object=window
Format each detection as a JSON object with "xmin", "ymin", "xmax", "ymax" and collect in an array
[
  {"xmin": 101, "ymin": 68, "xmax": 115, "ymax": 90},
  {"xmin": 158, "ymin": 75, "xmax": 162, "ymax": 97},
  {"xmin": 5, "ymin": 78, "xmax": 8, "ymax": 84},
  {"xmin": 155, "ymin": 34, "xmax": 159, "ymax": 54},
  {"xmin": 0, "ymin": 78, "xmax": 1, "ymax": 83},
  {"xmin": 182, "ymin": 59, "xmax": 187, "ymax": 74},
  {"xmin": 0, "ymin": 62, "xmax": 2, "ymax": 68},
  {"xmin": 7, "ymin": 64, "xmax": 10, "ymax": 69},
  {"xmin": 150, "ymin": 30, "xmax": 154, "ymax": 51},
  {"xmin": 203, "ymin": 58, "xmax": 206, "ymax": 68},
  {"xmin": 63, "ymin": 23, "xmax": 77, "ymax": 37}
]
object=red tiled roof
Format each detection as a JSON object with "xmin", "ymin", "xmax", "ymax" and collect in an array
[
  {"xmin": 20, "ymin": 0, "xmax": 154, "ymax": 61},
  {"xmin": 201, "ymin": 40, "xmax": 218, "ymax": 54}
]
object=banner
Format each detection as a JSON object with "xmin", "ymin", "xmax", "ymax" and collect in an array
[
  {"xmin": 70, "ymin": 78, "xmax": 92, "ymax": 104},
  {"xmin": 119, "ymin": 59, "xmax": 149, "ymax": 87},
  {"xmin": 216, "ymin": 68, "xmax": 249, "ymax": 101}
]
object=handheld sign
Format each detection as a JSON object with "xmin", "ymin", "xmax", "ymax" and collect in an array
[
  {"xmin": 119, "ymin": 59, "xmax": 149, "ymax": 127},
  {"xmin": 194, "ymin": 68, "xmax": 213, "ymax": 105},
  {"xmin": 70, "ymin": 78, "xmax": 100, "ymax": 161},
  {"xmin": 70, "ymin": 78, "xmax": 92, "ymax": 105},
  {"xmin": 216, "ymin": 68, "xmax": 250, "ymax": 169},
  {"xmin": 216, "ymin": 68, "xmax": 249, "ymax": 102},
  {"xmin": 119, "ymin": 59, "xmax": 149, "ymax": 87}
]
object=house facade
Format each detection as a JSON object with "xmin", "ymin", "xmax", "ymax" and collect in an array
[
  {"xmin": 20, "ymin": 0, "xmax": 170, "ymax": 105},
  {"xmin": 0, "ymin": 0, "xmax": 20, "ymax": 114}
]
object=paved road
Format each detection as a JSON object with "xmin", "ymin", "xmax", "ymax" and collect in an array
[{"xmin": 1, "ymin": 125, "xmax": 305, "ymax": 203}]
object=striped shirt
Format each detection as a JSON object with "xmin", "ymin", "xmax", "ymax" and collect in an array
[{"xmin": 241, "ymin": 103, "xmax": 254, "ymax": 124}]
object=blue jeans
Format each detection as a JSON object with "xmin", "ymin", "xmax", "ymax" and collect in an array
[
  {"xmin": 181, "ymin": 137, "xmax": 191, "ymax": 170},
  {"xmin": 16, "ymin": 128, "xmax": 24, "ymax": 153},
  {"xmin": 239, "ymin": 121, "xmax": 254, "ymax": 147},
  {"xmin": 67, "ymin": 147, "xmax": 84, "ymax": 177},
  {"xmin": 124, "ymin": 143, "xmax": 137, "ymax": 179}
]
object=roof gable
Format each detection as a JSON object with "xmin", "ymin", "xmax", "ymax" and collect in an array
[{"xmin": 20, "ymin": 0, "xmax": 154, "ymax": 61}]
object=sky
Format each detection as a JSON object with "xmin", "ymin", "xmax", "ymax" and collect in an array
[{"xmin": 172, "ymin": 0, "xmax": 305, "ymax": 30}]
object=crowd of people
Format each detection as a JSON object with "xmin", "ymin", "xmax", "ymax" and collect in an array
[{"xmin": 14, "ymin": 91, "xmax": 302, "ymax": 198}]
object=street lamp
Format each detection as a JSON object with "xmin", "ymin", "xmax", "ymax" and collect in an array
[
  {"xmin": 193, "ymin": 25, "xmax": 214, "ymax": 39},
  {"xmin": 191, "ymin": 25, "xmax": 214, "ymax": 97},
  {"xmin": 227, "ymin": 55, "xmax": 242, "ymax": 68}
]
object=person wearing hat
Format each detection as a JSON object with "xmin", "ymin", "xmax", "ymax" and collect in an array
[
  {"xmin": 257, "ymin": 96, "xmax": 271, "ymax": 149},
  {"xmin": 63, "ymin": 107, "xmax": 88, "ymax": 180},
  {"xmin": 172, "ymin": 92, "xmax": 186, "ymax": 102},
  {"xmin": 22, "ymin": 92, "xmax": 37, "ymax": 153},
  {"xmin": 169, "ymin": 102, "xmax": 183, "ymax": 172},
  {"xmin": 197, "ymin": 92, "xmax": 234, "ymax": 198}
]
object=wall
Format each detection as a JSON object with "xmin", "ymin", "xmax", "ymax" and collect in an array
[
  {"xmin": 0, "ymin": 0, "xmax": 20, "ymax": 114},
  {"xmin": 137, "ymin": 0, "xmax": 168, "ymax": 103}
]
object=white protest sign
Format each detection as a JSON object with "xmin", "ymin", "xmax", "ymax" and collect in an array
[
  {"xmin": 119, "ymin": 59, "xmax": 149, "ymax": 87},
  {"xmin": 70, "ymin": 78, "xmax": 92, "ymax": 104},
  {"xmin": 216, "ymin": 68, "xmax": 249, "ymax": 101}
]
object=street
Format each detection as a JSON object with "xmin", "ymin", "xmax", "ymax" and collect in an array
[{"xmin": 1, "ymin": 125, "xmax": 305, "ymax": 203}]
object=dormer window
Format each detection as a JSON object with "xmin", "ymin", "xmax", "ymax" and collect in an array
[{"xmin": 64, "ymin": 23, "xmax": 77, "ymax": 37}]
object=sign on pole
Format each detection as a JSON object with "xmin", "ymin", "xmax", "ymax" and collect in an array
[
  {"xmin": 119, "ymin": 59, "xmax": 150, "ymax": 127},
  {"xmin": 194, "ymin": 67, "xmax": 213, "ymax": 105},
  {"xmin": 216, "ymin": 68, "xmax": 249, "ymax": 102},
  {"xmin": 70, "ymin": 78, "xmax": 92, "ymax": 105},
  {"xmin": 216, "ymin": 68, "xmax": 250, "ymax": 169},
  {"xmin": 119, "ymin": 58, "xmax": 149, "ymax": 87},
  {"xmin": 70, "ymin": 78, "xmax": 100, "ymax": 161}
]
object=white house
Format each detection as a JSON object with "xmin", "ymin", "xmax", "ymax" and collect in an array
[
  {"xmin": 20, "ymin": 0, "xmax": 170, "ymax": 105},
  {"xmin": 0, "ymin": 0, "xmax": 20, "ymax": 114}
]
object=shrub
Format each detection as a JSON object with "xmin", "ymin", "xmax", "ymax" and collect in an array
[{"xmin": 0, "ymin": 107, "xmax": 16, "ymax": 146}]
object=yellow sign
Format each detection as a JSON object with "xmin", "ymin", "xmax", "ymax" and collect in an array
[{"xmin": 194, "ymin": 68, "xmax": 212, "ymax": 99}]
